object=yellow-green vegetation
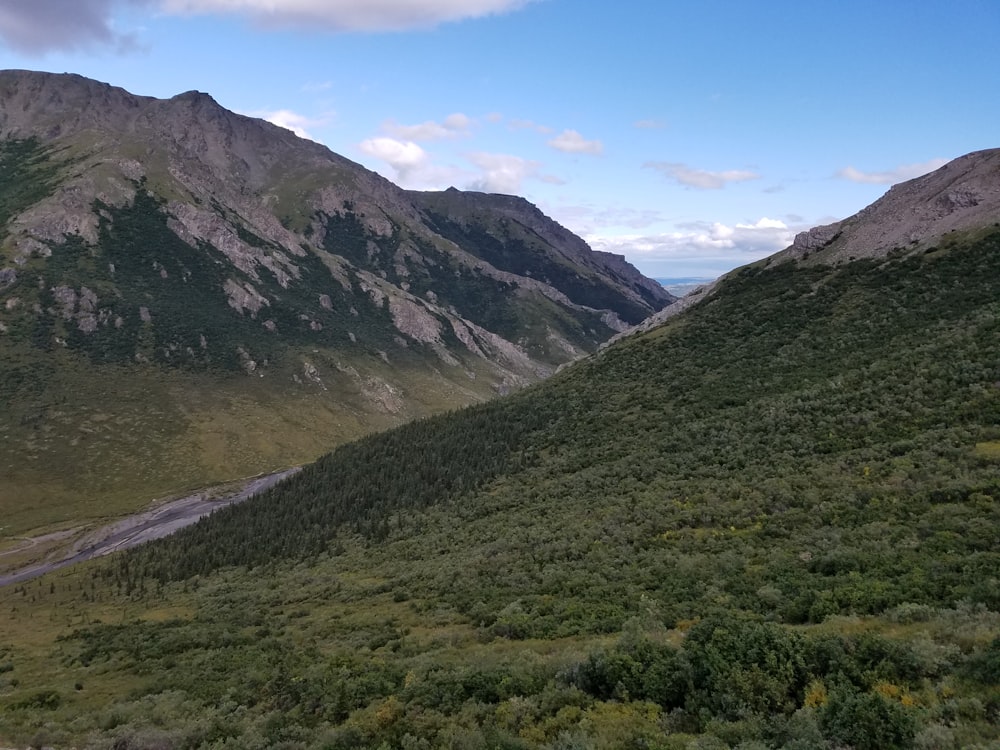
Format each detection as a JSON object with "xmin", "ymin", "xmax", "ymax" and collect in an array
[
  {"xmin": 3, "ymin": 230, "xmax": 1000, "ymax": 748},
  {"xmin": 973, "ymin": 441, "xmax": 1000, "ymax": 460},
  {"xmin": 0, "ymin": 346, "xmax": 495, "ymax": 537}
]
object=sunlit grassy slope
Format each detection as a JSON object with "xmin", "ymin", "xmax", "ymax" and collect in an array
[
  {"xmin": 0, "ymin": 338, "xmax": 505, "ymax": 538},
  {"xmin": 2, "ymin": 230, "xmax": 999, "ymax": 748}
]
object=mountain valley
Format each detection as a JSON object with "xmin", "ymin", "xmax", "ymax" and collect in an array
[{"xmin": 1, "ymin": 142, "xmax": 999, "ymax": 748}]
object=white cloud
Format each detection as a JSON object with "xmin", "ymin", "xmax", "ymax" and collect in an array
[
  {"xmin": 359, "ymin": 136, "xmax": 474, "ymax": 189},
  {"xmin": 258, "ymin": 109, "xmax": 330, "ymax": 142},
  {"xmin": 587, "ymin": 217, "xmax": 795, "ymax": 274},
  {"xmin": 382, "ymin": 113, "xmax": 473, "ymax": 141},
  {"xmin": 644, "ymin": 161, "xmax": 760, "ymax": 189},
  {"xmin": 159, "ymin": 0, "xmax": 535, "ymax": 31},
  {"xmin": 360, "ymin": 137, "xmax": 429, "ymax": 177},
  {"xmin": 548, "ymin": 129, "xmax": 603, "ymax": 155},
  {"xmin": 443, "ymin": 113, "xmax": 472, "ymax": 131},
  {"xmin": 465, "ymin": 152, "xmax": 541, "ymax": 194},
  {"xmin": 0, "ymin": 0, "xmax": 149, "ymax": 55},
  {"xmin": 359, "ymin": 131, "xmax": 552, "ymax": 194},
  {"xmin": 836, "ymin": 158, "xmax": 949, "ymax": 185},
  {"xmin": 747, "ymin": 217, "xmax": 789, "ymax": 230}
]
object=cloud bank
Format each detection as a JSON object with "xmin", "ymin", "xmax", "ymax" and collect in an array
[
  {"xmin": 0, "ymin": 0, "xmax": 534, "ymax": 54},
  {"xmin": 644, "ymin": 161, "xmax": 760, "ymax": 190},
  {"xmin": 0, "ymin": 0, "xmax": 149, "ymax": 54},
  {"xmin": 160, "ymin": 0, "xmax": 534, "ymax": 32},
  {"xmin": 587, "ymin": 217, "xmax": 795, "ymax": 276},
  {"xmin": 836, "ymin": 158, "xmax": 949, "ymax": 185}
]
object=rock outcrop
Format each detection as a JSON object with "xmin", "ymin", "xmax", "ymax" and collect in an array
[{"xmin": 778, "ymin": 148, "xmax": 1000, "ymax": 264}]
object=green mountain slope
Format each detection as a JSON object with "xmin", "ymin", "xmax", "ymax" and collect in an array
[
  {"xmin": 0, "ymin": 70, "xmax": 672, "ymax": 536},
  {"xmin": 2, "ymin": 215, "xmax": 999, "ymax": 747},
  {"xmin": 130, "ymin": 226, "xmax": 1000, "ymax": 615}
]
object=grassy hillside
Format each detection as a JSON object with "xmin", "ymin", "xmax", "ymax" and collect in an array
[{"xmin": 2, "ymin": 230, "xmax": 1000, "ymax": 748}]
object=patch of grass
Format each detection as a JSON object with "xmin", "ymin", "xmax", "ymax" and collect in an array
[{"xmin": 973, "ymin": 440, "xmax": 1000, "ymax": 459}]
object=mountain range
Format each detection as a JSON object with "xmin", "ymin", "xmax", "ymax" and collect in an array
[{"xmin": 0, "ymin": 70, "xmax": 672, "ymax": 535}]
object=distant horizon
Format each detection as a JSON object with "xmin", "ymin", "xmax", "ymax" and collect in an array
[
  {"xmin": 653, "ymin": 276, "xmax": 716, "ymax": 284},
  {"xmin": 654, "ymin": 276, "xmax": 716, "ymax": 297}
]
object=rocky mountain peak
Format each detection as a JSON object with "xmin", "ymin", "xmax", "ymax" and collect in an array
[
  {"xmin": 171, "ymin": 90, "xmax": 217, "ymax": 104},
  {"xmin": 783, "ymin": 147, "xmax": 1000, "ymax": 263}
]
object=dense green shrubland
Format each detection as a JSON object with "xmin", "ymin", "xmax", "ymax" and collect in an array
[
  {"xmin": 122, "ymin": 231, "xmax": 1000, "ymax": 623},
  {"xmin": 0, "ymin": 138, "xmax": 62, "ymax": 237},
  {"xmin": 3, "ymin": 231, "xmax": 1000, "ymax": 748}
]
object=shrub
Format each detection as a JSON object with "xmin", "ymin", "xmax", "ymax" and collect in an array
[{"xmin": 820, "ymin": 687, "xmax": 916, "ymax": 750}]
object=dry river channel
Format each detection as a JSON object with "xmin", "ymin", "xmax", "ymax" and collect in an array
[{"xmin": 0, "ymin": 468, "xmax": 300, "ymax": 588}]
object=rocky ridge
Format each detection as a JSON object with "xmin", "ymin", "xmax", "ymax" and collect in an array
[
  {"xmin": 0, "ymin": 70, "xmax": 672, "ymax": 379},
  {"xmin": 781, "ymin": 148, "xmax": 1000, "ymax": 264},
  {"xmin": 604, "ymin": 147, "xmax": 1000, "ymax": 347}
]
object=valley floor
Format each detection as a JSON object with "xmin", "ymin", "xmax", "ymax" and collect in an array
[{"xmin": 0, "ymin": 467, "xmax": 298, "ymax": 587}]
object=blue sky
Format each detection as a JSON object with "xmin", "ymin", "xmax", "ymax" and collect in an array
[{"xmin": 1, "ymin": 0, "xmax": 998, "ymax": 279}]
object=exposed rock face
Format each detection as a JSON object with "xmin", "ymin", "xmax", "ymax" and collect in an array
[
  {"xmin": 791, "ymin": 222, "xmax": 841, "ymax": 253},
  {"xmin": 778, "ymin": 148, "xmax": 1000, "ymax": 264}
]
